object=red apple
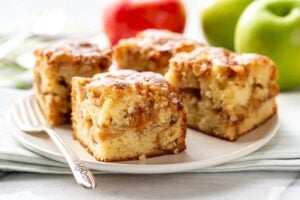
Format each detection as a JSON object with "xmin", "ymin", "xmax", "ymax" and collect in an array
[{"xmin": 103, "ymin": 0, "xmax": 186, "ymax": 45}]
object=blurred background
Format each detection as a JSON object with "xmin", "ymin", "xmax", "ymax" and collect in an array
[
  {"xmin": 1, "ymin": 0, "xmax": 300, "ymax": 91},
  {"xmin": 0, "ymin": 0, "xmax": 204, "ymax": 39},
  {"xmin": 0, "ymin": 0, "xmax": 205, "ymax": 89}
]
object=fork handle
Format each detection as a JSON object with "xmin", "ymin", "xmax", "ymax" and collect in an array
[{"xmin": 44, "ymin": 127, "xmax": 97, "ymax": 189}]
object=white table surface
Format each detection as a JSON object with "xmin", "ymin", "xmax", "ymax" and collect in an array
[
  {"xmin": 1, "ymin": 172, "xmax": 300, "ymax": 199},
  {"xmin": 1, "ymin": 0, "xmax": 300, "ymax": 199}
]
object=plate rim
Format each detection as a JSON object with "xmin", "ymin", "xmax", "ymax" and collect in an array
[{"xmin": 9, "ymin": 96, "xmax": 280, "ymax": 174}]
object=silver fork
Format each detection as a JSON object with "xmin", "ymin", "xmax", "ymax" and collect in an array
[{"xmin": 12, "ymin": 95, "xmax": 97, "ymax": 189}]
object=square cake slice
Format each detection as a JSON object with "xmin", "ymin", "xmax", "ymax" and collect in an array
[
  {"xmin": 71, "ymin": 70, "xmax": 186, "ymax": 161},
  {"xmin": 113, "ymin": 29, "xmax": 203, "ymax": 74},
  {"xmin": 34, "ymin": 42, "xmax": 112, "ymax": 126},
  {"xmin": 165, "ymin": 47, "xmax": 279, "ymax": 141}
]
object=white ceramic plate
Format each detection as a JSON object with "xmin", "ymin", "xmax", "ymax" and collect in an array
[{"xmin": 9, "ymin": 95, "xmax": 279, "ymax": 174}]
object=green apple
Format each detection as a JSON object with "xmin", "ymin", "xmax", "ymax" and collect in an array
[
  {"xmin": 201, "ymin": 0, "xmax": 254, "ymax": 50},
  {"xmin": 235, "ymin": 0, "xmax": 300, "ymax": 91}
]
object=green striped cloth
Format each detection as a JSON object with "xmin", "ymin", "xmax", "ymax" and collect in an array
[
  {"xmin": 0, "ymin": 16, "xmax": 106, "ymax": 89},
  {"xmin": 0, "ymin": 36, "xmax": 41, "ymax": 89}
]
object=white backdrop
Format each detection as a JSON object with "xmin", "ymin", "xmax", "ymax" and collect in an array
[{"xmin": 0, "ymin": 0, "xmax": 206, "ymax": 41}]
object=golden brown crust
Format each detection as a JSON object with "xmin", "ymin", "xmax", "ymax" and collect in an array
[
  {"xmin": 90, "ymin": 70, "xmax": 169, "ymax": 87},
  {"xmin": 88, "ymin": 70, "xmax": 174, "ymax": 92},
  {"xmin": 169, "ymin": 47, "xmax": 278, "ymax": 82},
  {"xmin": 86, "ymin": 70, "xmax": 184, "ymax": 111},
  {"xmin": 35, "ymin": 41, "xmax": 112, "ymax": 67},
  {"xmin": 113, "ymin": 29, "xmax": 204, "ymax": 74},
  {"xmin": 135, "ymin": 29, "xmax": 202, "ymax": 53}
]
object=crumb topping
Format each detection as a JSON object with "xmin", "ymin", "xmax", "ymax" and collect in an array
[
  {"xmin": 81, "ymin": 70, "xmax": 183, "ymax": 111},
  {"xmin": 34, "ymin": 42, "xmax": 112, "ymax": 65},
  {"xmin": 170, "ymin": 47, "xmax": 276, "ymax": 79},
  {"xmin": 89, "ymin": 70, "xmax": 170, "ymax": 89},
  {"xmin": 129, "ymin": 29, "xmax": 202, "ymax": 53}
]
